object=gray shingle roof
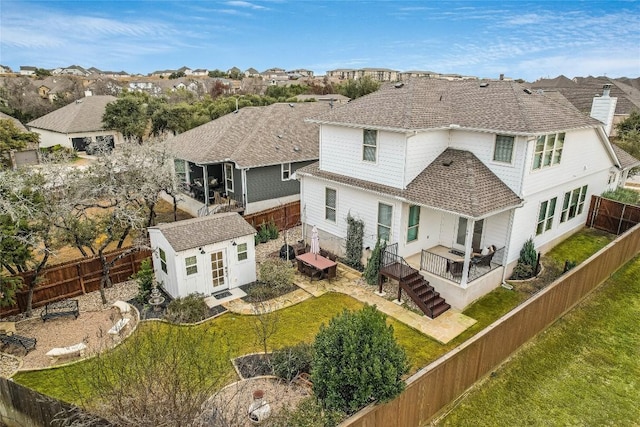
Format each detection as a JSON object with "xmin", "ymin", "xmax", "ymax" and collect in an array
[
  {"xmin": 0, "ymin": 112, "xmax": 28, "ymax": 132},
  {"xmin": 611, "ymin": 144, "xmax": 640, "ymax": 170},
  {"xmin": 298, "ymin": 148, "xmax": 522, "ymax": 218},
  {"xmin": 166, "ymin": 102, "xmax": 330, "ymax": 168},
  {"xmin": 309, "ymin": 79, "xmax": 602, "ymax": 134},
  {"xmin": 150, "ymin": 212, "xmax": 256, "ymax": 252},
  {"xmin": 27, "ymin": 95, "xmax": 117, "ymax": 133}
]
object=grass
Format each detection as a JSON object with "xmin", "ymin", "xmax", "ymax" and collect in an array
[
  {"xmin": 545, "ymin": 227, "xmax": 615, "ymax": 271},
  {"xmin": 438, "ymin": 254, "xmax": 640, "ymax": 426}
]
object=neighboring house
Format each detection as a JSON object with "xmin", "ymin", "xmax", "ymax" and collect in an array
[
  {"xmin": 0, "ymin": 112, "xmax": 39, "ymax": 168},
  {"xmin": 27, "ymin": 95, "xmax": 124, "ymax": 151},
  {"xmin": 326, "ymin": 69, "xmax": 357, "ymax": 80},
  {"xmin": 0, "ymin": 65, "xmax": 13, "ymax": 74},
  {"xmin": 287, "ymin": 69, "xmax": 314, "ymax": 78},
  {"xmin": 177, "ymin": 66, "xmax": 193, "ymax": 76},
  {"xmin": 244, "ymin": 68, "xmax": 260, "ymax": 77},
  {"xmin": 165, "ymin": 102, "xmax": 330, "ymax": 216},
  {"xmin": 531, "ymin": 76, "xmax": 640, "ymax": 136},
  {"xmin": 399, "ymin": 70, "xmax": 441, "ymax": 80},
  {"xmin": 192, "ymin": 68, "xmax": 208, "ymax": 76},
  {"xmin": 298, "ymin": 78, "xmax": 623, "ymax": 312},
  {"xmin": 20, "ymin": 66, "xmax": 37, "ymax": 76},
  {"xmin": 55, "ymin": 65, "xmax": 90, "ymax": 76},
  {"xmin": 148, "ymin": 213, "xmax": 257, "ymax": 299}
]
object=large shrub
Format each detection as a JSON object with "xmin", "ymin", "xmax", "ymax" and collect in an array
[
  {"xmin": 363, "ymin": 239, "xmax": 386, "ymax": 285},
  {"xmin": 344, "ymin": 213, "xmax": 364, "ymax": 270},
  {"xmin": 510, "ymin": 237, "xmax": 539, "ymax": 280},
  {"xmin": 271, "ymin": 342, "xmax": 314, "ymax": 382},
  {"xmin": 258, "ymin": 259, "xmax": 294, "ymax": 297},
  {"xmin": 164, "ymin": 293, "xmax": 208, "ymax": 324},
  {"xmin": 312, "ymin": 305, "xmax": 409, "ymax": 414}
]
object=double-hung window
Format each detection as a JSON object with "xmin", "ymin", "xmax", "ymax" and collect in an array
[
  {"xmin": 363, "ymin": 129, "xmax": 377, "ymax": 162},
  {"xmin": 407, "ymin": 205, "xmax": 420, "ymax": 242},
  {"xmin": 159, "ymin": 248, "xmax": 167, "ymax": 273},
  {"xmin": 536, "ymin": 197, "xmax": 557, "ymax": 235},
  {"xmin": 325, "ymin": 188, "xmax": 337, "ymax": 222},
  {"xmin": 185, "ymin": 255, "xmax": 198, "ymax": 275},
  {"xmin": 237, "ymin": 243, "xmax": 248, "ymax": 261},
  {"xmin": 560, "ymin": 186, "xmax": 588, "ymax": 222},
  {"xmin": 533, "ymin": 133, "xmax": 565, "ymax": 170},
  {"xmin": 493, "ymin": 135, "xmax": 514, "ymax": 163},
  {"xmin": 281, "ymin": 163, "xmax": 291, "ymax": 180},
  {"xmin": 377, "ymin": 203, "xmax": 393, "ymax": 241}
]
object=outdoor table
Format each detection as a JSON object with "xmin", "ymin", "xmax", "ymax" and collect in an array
[{"xmin": 295, "ymin": 252, "xmax": 337, "ymax": 280}]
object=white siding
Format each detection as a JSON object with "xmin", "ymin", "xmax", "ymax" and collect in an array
[
  {"xmin": 404, "ymin": 130, "xmax": 448, "ymax": 186},
  {"xmin": 449, "ymin": 130, "xmax": 526, "ymax": 194},
  {"xmin": 30, "ymin": 128, "xmax": 125, "ymax": 150},
  {"xmin": 149, "ymin": 229, "xmax": 256, "ymax": 299},
  {"xmin": 319, "ymin": 124, "xmax": 406, "ymax": 188}
]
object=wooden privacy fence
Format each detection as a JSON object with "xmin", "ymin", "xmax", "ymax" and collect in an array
[
  {"xmin": 341, "ymin": 223, "xmax": 640, "ymax": 427},
  {"xmin": 0, "ymin": 377, "xmax": 111, "ymax": 426},
  {"xmin": 2, "ymin": 249, "xmax": 151, "ymax": 317},
  {"xmin": 587, "ymin": 195, "xmax": 640, "ymax": 235},
  {"xmin": 243, "ymin": 200, "xmax": 301, "ymax": 231}
]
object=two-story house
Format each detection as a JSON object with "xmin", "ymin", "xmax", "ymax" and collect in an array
[{"xmin": 298, "ymin": 79, "xmax": 623, "ymax": 314}]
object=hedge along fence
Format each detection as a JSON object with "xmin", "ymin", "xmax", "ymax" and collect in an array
[
  {"xmin": 340, "ymin": 223, "xmax": 640, "ymax": 427},
  {"xmin": 2, "ymin": 249, "xmax": 152, "ymax": 317},
  {"xmin": 0, "ymin": 376, "xmax": 112, "ymax": 427},
  {"xmin": 243, "ymin": 200, "xmax": 301, "ymax": 232}
]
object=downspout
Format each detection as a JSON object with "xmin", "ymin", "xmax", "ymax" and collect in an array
[
  {"xmin": 501, "ymin": 208, "xmax": 517, "ymax": 285},
  {"xmin": 202, "ymin": 165, "xmax": 209, "ymax": 206},
  {"xmin": 241, "ymin": 168, "xmax": 249, "ymax": 209}
]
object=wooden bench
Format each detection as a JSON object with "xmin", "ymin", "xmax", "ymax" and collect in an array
[
  {"xmin": 40, "ymin": 299, "xmax": 80, "ymax": 322},
  {"xmin": 108, "ymin": 318, "xmax": 130, "ymax": 335},
  {"xmin": 0, "ymin": 333, "xmax": 37, "ymax": 353},
  {"xmin": 46, "ymin": 342, "xmax": 87, "ymax": 363}
]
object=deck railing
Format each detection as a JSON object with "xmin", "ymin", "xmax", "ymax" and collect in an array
[{"xmin": 420, "ymin": 246, "xmax": 505, "ymax": 284}]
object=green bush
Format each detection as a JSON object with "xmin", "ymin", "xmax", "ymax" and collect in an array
[
  {"xmin": 601, "ymin": 187, "xmax": 640, "ymax": 205},
  {"xmin": 363, "ymin": 239, "xmax": 386, "ymax": 285},
  {"xmin": 257, "ymin": 259, "xmax": 294, "ymax": 297},
  {"xmin": 257, "ymin": 222, "xmax": 271, "ymax": 243},
  {"xmin": 269, "ymin": 397, "xmax": 345, "ymax": 427},
  {"xmin": 510, "ymin": 238, "xmax": 538, "ymax": 280},
  {"xmin": 164, "ymin": 293, "xmax": 208, "ymax": 324},
  {"xmin": 132, "ymin": 258, "xmax": 155, "ymax": 304},
  {"xmin": 271, "ymin": 342, "xmax": 314, "ymax": 382},
  {"xmin": 312, "ymin": 305, "xmax": 409, "ymax": 414},
  {"xmin": 510, "ymin": 262, "xmax": 534, "ymax": 280},
  {"xmin": 267, "ymin": 220, "xmax": 279, "ymax": 240},
  {"xmin": 345, "ymin": 214, "xmax": 365, "ymax": 270}
]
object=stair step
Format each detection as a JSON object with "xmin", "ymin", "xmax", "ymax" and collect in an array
[{"xmin": 428, "ymin": 303, "xmax": 451, "ymax": 319}]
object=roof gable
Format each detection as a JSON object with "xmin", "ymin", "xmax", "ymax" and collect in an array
[
  {"xmin": 150, "ymin": 212, "xmax": 256, "ymax": 252},
  {"xmin": 27, "ymin": 95, "xmax": 117, "ymax": 133}
]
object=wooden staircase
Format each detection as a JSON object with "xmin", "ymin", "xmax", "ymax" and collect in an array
[{"xmin": 379, "ymin": 246, "xmax": 450, "ymax": 319}]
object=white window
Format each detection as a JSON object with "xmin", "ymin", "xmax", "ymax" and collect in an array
[
  {"xmin": 185, "ymin": 255, "xmax": 198, "ymax": 275},
  {"xmin": 407, "ymin": 205, "xmax": 420, "ymax": 242},
  {"xmin": 363, "ymin": 129, "xmax": 377, "ymax": 162},
  {"xmin": 281, "ymin": 163, "xmax": 291, "ymax": 180},
  {"xmin": 493, "ymin": 135, "xmax": 514, "ymax": 163},
  {"xmin": 174, "ymin": 159, "xmax": 187, "ymax": 186},
  {"xmin": 536, "ymin": 197, "xmax": 557, "ymax": 235},
  {"xmin": 325, "ymin": 188, "xmax": 336, "ymax": 222},
  {"xmin": 560, "ymin": 186, "xmax": 588, "ymax": 223},
  {"xmin": 237, "ymin": 243, "xmax": 248, "ymax": 261},
  {"xmin": 377, "ymin": 203, "xmax": 393, "ymax": 241},
  {"xmin": 224, "ymin": 163, "xmax": 234, "ymax": 192},
  {"xmin": 533, "ymin": 133, "xmax": 565, "ymax": 170},
  {"xmin": 159, "ymin": 248, "xmax": 167, "ymax": 273}
]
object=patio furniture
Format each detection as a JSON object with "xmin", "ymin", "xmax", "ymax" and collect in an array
[
  {"xmin": 40, "ymin": 299, "xmax": 80, "ymax": 322},
  {"xmin": 295, "ymin": 252, "xmax": 337, "ymax": 280},
  {"xmin": 446, "ymin": 259, "xmax": 464, "ymax": 278},
  {"xmin": 471, "ymin": 245, "xmax": 497, "ymax": 273},
  {"xmin": 46, "ymin": 342, "xmax": 87, "ymax": 363},
  {"xmin": 0, "ymin": 332, "xmax": 37, "ymax": 353}
]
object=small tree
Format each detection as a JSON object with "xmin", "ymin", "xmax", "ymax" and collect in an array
[
  {"xmin": 344, "ymin": 213, "xmax": 364, "ymax": 269},
  {"xmin": 251, "ymin": 299, "xmax": 280, "ymax": 355},
  {"xmin": 511, "ymin": 237, "xmax": 539, "ymax": 280},
  {"xmin": 363, "ymin": 239, "xmax": 386, "ymax": 285},
  {"xmin": 132, "ymin": 258, "xmax": 154, "ymax": 304},
  {"xmin": 312, "ymin": 304, "xmax": 409, "ymax": 414}
]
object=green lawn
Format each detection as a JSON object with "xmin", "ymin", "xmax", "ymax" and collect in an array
[{"xmin": 438, "ymin": 254, "xmax": 640, "ymax": 426}]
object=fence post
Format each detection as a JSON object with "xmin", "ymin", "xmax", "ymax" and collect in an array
[{"xmin": 77, "ymin": 263, "xmax": 86, "ymax": 294}]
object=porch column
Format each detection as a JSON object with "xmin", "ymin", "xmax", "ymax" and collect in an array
[
  {"xmin": 202, "ymin": 165, "xmax": 209, "ymax": 206},
  {"xmin": 460, "ymin": 219, "xmax": 474, "ymax": 287}
]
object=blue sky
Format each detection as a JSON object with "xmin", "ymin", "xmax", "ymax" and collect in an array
[{"xmin": 1, "ymin": 0, "xmax": 639, "ymax": 82}]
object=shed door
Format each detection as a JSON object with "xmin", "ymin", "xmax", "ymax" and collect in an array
[{"xmin": 210, "ymin": 250, "xmax": 228, "ymax": 293}]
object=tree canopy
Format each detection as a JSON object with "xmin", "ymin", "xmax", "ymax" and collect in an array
[
  {"xmin": 0, "ymin": 119, "xmax": 39, "ymax": 169},
  {"xmin": 614, "ymin": 110, "xmax": 640, "ymax": 160}
]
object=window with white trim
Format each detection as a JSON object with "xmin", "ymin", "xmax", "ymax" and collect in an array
[
  {"xmin": 281, "ymin": 163, "xmax": 291, "ymax": 180},
  {"xmin": 159, "ymin": 248, "xmax": 167, "ymax": 273},
  {"xmin": 533, "ymin": 133, "xmax": 565, "ymax": 170},
  {"xmin": 560, "ymin": 186, "xmax": 587, "ymax": 223},
  {"xmin": 185, "ymin": 255, "xmax": 197, "ymax": 275},
  {"xmin": 224, "ymin": 163, "xmax": 234, "ymax": 192},
  {"xmin": 377, "ymin": 203, "xmax": 393, "ymax": 241},
  {"xmin": 237, "ymin": 243, "xmax": 248, "ymax": 261},
  {"xmin": 325, "ymin": 188, "xmax": 336, "ymax": 222},
  {"xmin": 407, "ymin": 205, "xmax": 420, "ymax": 242},
  {"xmin": 363, "ymin": 129, "xmax": 377, "ymax": 162},
  {"xmin": 536, "ymin": 197, "xmax": 557, "ymax": 235},
  {"xmin": 493, "ymin": 135, "xmax": 514, "ymax": 163}
]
